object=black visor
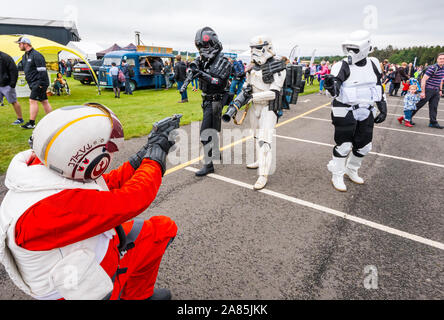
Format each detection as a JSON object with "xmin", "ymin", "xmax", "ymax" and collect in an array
[{"xmin": 346, "ymin": 47, "xmax": 360, "ymax": 54}]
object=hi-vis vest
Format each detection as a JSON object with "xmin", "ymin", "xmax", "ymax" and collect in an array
[
  {"xmin": 335, "ymin": 57, "xmax": 383, "ymax": 107},
  {"xmin": 0, "ymin": 150, "xmax": 114, "ymax": 300}
]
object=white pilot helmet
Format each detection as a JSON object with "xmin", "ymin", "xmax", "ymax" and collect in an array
[
  {"xmin": 30, "ymin": 103, "xmax": 124, "ymax": 181},
  {"xmin": 341, "ymin": 30, "xmax": 373, "ymax": 65},
  {"xmin": 249, "ymin": 35, "xmax": 276, "ymax": 65}
]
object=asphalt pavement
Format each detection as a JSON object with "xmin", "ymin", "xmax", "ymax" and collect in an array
[{"xmin": 1, "ymin": 92, "xmax": 443, "ymax": 300}]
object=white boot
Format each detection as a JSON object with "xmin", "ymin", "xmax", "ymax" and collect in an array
[
  {"xmin": 327, "ymin": 156, "xmax": 347, "ymax": 192},
  {"xmin": 345, "ymin": 154, "xmax": 364, "ymax": 184},
  {"xmin": 254, "ymin": 175, "xmax": 268, "ymax": 190},
  {"xmin": 247, "ymin": 161, "xmax": 259, "ymax": 169},
  {"xmin": 247, "ymin": 139, "xmax": 260, "ymax": 169},
  {"xmin": 254, "ymin": 141, "xmax": 272, "ymax": 190}
]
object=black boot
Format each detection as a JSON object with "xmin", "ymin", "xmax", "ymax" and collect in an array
[
  {"xmin": 195, "ymin": 162, "xmax": 214, "ymax": 176},
  {"xmin": 146, "ymin": 288, "xmax": 172, "ymax": 300}
]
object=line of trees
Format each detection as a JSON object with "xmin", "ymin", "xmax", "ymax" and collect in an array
[
  {"xmin": 300, "ymin": 45, "xmax": 443, "ymax": 66},
  {"xmin": 370, "ymin": 45, "xmax": 444, "ymax": 65},
  {"xmin": 299, "ymin": 56, "xmax": 345, "ymax": 64}
]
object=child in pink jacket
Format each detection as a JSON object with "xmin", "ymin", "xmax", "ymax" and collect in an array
[{"xmin": 316, "ymin": 62, "xmax": 330, "ymax": 94}]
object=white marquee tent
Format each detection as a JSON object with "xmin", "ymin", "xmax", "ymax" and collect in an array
[
  {"xmin": 237, "ymin": 50, "xmax": 251, "ymax": 64},
  {"xmin": 63, "ymin": 41, "xmax": 105, "ymax": 61}
]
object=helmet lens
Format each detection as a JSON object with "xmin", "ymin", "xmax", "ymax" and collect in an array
[
  {"xmin": 250, "ymin": 44, "xmax": 265, "ymax": 50},
  {"xmin": 347, "ymin": 47, "xmax": 360, "ymax": 54}
]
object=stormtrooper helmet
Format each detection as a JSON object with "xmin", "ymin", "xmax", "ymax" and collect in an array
[
  {"xmin": 341, "ymin": 30, "xmax": 373, "ymax": 65},
  {"xmin": 249, "ymin": 35, "xmax": 276, "ymax": 65}
]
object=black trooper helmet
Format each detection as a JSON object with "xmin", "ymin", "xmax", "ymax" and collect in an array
[{"xmin": 195, "ymin": 27, "xmax": 223, "ymax": 62}]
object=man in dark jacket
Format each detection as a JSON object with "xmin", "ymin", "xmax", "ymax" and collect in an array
[
  {"xmin": 405, "ymin": 62, "xmax": 416, "ymax": 78},
  {"xmin": 389, "ymin": 65, "xmax": 409, "ymax": 96},
  {"xmin": 0, "ymin": 51, "xmax": 24, "ymax": 125},
  {"xmin": 152, "ymin": 58, "xmax": 164, "ymax": 90},
  {"xmin": 173, "ymin": 55, "xmax": 188, "ymax": 103},
  {"xmin": 120, "ymin": 59, "xmax": 133, "ymax": 95},
  {"xmin": 16, "ymin": 37, "xmax": 52, "ymax": 129}
]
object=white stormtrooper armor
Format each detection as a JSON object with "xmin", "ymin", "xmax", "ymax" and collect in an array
[
  {"xmin": 244, "ymin": 35, "xmax": 286, "ymax": 190},
  {"xmin": 333, "ymin": 59, "xmax": 382, "ymax": 114},
  {"xmin": 325, "ymin": 30, "xmax": 387, "ymax": 191}
]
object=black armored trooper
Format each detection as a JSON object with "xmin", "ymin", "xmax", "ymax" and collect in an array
[{"xmin": 180, "ymin": 27, "xmax": 233, "ymax": 176}]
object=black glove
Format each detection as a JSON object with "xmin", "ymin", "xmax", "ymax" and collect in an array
[
  {"xmin": 323, "ymin": 74, "xmax": 335, "ymax": 89},
  {"xmin": 374, "ymin": 101, "xmax": 387, "ymax": 124},
  {"xmin": 190, "ymin": 66, "xmax": 200, "ymax": 77},
  {"xmin": 323, "ymin": 74, "xmax": 341, "ymax": 97},
  {"xmin": 128, "ymin": 131, "xmax": 174, "ymax": 175},
  {"xmin": 129, "ymin": 115, "xmax": 182, "ymax": 174}
]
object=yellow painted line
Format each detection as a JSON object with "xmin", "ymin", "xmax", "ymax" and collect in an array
[
  {"xmin": 164, "ymin": 157, "xmax": 204, "ymax": 176},
  {"xmin": 164, "ymin": 135, "xmax": 253, "ymax": 176},
  {"xmin": 164, "ymin": 102, "xmax": 330, "ymax": 176},
  {"xmin": 276, "ymin": 103, "xmax": 328, "ymax": 128}
]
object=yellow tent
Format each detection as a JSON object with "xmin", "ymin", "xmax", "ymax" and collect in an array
[{"xmin": 0, "ymin": 34, "xmax": 99, "ymax": 85}]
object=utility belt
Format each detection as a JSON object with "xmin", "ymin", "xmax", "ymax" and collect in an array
[
  {"xmin": 332, "ymin": 103, "xmax": 374, "ymax": 118},
  {"xmin": 202, "ymin": 93, "xmax": 224, "ymax": 102},
  {"xmin": 350, "ymin": 104, "xmax": 373, "ymax": 110}
]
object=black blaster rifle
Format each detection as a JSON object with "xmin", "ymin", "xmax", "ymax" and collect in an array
[
  {"xmin": 150, "ymin": 114, "xmax": 183, "ymax": 137},
  {"xmin": 222, "ymin": 84, "xmax": 253, "ymax": 123},
  {"xmin": 179, "ymin": 61, "xmax": 199, "ymax": 94}
]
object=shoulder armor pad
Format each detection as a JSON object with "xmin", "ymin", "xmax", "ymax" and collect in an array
[
  {"xmin": 331, "ymin": 60, "xmax": 347, "ymax": 76},
  {"xmin": 209, "ymin": 55, "xmax": 232, "ymax": 79},
  {"xmin": 261, "ymin": 59, "xmax": 286, "ymax": 84},
  {"xmin": 368, "ymin": 57, "xmax": 382, "ymax": 74}
]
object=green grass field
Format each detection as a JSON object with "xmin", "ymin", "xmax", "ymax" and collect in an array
[{"xmin": 0, "ymin": 77, "xmax": 321, "ymax": 174}]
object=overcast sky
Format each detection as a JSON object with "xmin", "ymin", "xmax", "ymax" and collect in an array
[{"xmin": 2, "ymin": 0, "xmax": 443, "ymax": 57}]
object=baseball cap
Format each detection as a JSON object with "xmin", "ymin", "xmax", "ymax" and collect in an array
[{"xmin": 15, "ymin": 36, "xmax": 31, "ymax": 45}]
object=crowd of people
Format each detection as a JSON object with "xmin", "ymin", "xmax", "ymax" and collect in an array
[
  {"xmin": 57, "ymin": 59, "xmax": 73, "ymax": 77},
  {"xmin": 173, "ymin": 55, "xmax": 248, "ymax": 103},
  {"xmin": 298, "ymin": 61, "xmax": 332, "ymax": 93},
  {"xmin": 1, "ymin": 36, "xmax": 443, "ymax": 132},
  {"xmin": 0, "ymin": 25, "xmax": 443, "ymax": 302},
  {"xmin": 382, "ymin": 56, "xmax": 444, "ymax": 129}
]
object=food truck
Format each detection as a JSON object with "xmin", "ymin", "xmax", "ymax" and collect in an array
[{"xmin": 98, "ymin": 45, "xmax": 175, "ymax": 91}]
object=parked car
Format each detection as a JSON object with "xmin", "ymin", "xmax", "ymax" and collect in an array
[
  {"xmin": 98, "ymin": 51, "xmax": 175, "ymax": 91},
  {"xmin": 73, "ymin": 59, "xmax": 103, "ymax": 85}
]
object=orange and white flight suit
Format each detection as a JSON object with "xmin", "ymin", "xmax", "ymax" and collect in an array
[{"xmin": 0, "ymin": 150, "xmax": 177, "ymax": 300}]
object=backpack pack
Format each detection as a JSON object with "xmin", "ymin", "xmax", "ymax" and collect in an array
[
  {"xmin": 248, "ymin": 59, "xmax": 305, "ymax": 111},
  {"xmin": 128, "ymin": 66, "xmax": 135, "ymax": 78},
  {"xmin": 417, "ymin": 63, "xmax": 438, "ymax": 82},
  {"xmin": 118, "ymin": 69, "xmax": 125, "ymax": 83},
  {"xmin": 409, "ymin": 78, "xmax": 422, "ymax": 92},
  {"xmin": 233, "ymin": 61, "xmax": 245, "ymax": 77},
  {"xmin": 283, "ymin": 64, "xmax": 305, "ymax": 105}
]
